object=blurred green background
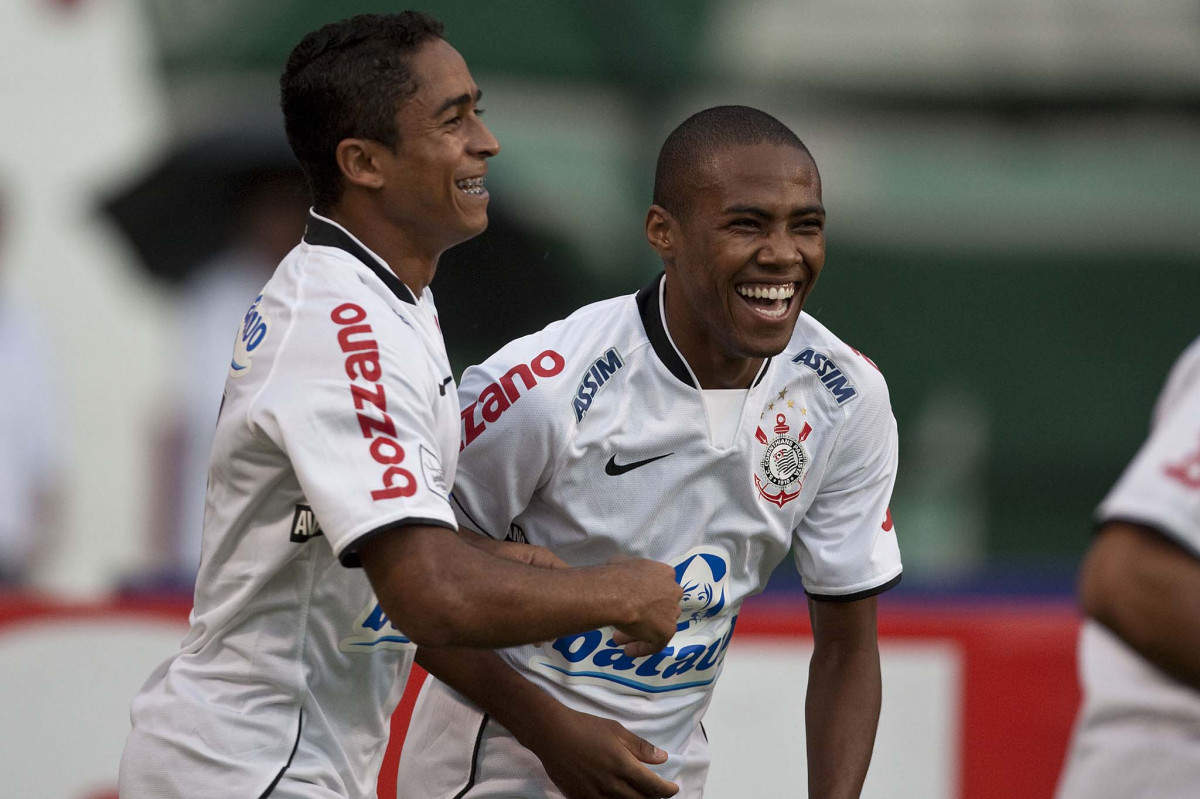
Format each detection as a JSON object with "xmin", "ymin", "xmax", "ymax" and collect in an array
[
  {"xmin": 142, "ymin": 0, "xmax": 1200, "ymax": 581},
  {"xmin": 3, "ymin": 0, "xmax": 1198, "ymax": 593}
]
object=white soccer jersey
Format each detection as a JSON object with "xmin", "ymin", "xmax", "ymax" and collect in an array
[
  {"xmin": 1057, "ymin": 335, "xmax": 1200, "ymax": 799},
  {"xmin": 398, "ymin": 274, "xmax": 902, "ymax": 798},
  {"xmin": 120, "ymin": 211, "xmax": 459, "ymax": 799}
]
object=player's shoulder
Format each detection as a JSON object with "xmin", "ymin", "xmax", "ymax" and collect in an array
[
  {"xmin": 276, "ymin": 241, "xmax": 421, "ymax": 337},
  {"xmin": 464, "ymin": 292, "xmax": 640, "ymax": 395},
  {"xmin": 780, "ymin": 312, "xmax": 891, "ymax": 409},
  {"xmin": 1156, "ymin": 334, "xmax": 1200, "ymax": 420}
]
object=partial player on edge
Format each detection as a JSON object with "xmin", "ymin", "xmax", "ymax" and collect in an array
[{"xmin": 1056, "ymin": 334, "xmax": 1200, "ymax": 799}]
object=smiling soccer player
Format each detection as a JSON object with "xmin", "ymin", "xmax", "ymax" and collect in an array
[{"xmin": 400, "ymin": 106, "xmax": 903, "ymax": 799}]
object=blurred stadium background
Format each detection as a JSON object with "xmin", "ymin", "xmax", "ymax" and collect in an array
[{"xmin": 1, "ymin": 1, "xmax": 1198, "ymax": 797}]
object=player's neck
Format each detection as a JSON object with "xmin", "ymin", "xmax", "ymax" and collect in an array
[
  {"xmin": 662, "ymin": 290, "xmax": 763, "ymax": 390},
  {"xmin": 687, "ymin": 349, "xmax": 764, "ymax": 390},
  {"xmin": 322, "ymin": 201, "xmax": 440, "ymax": 298}
]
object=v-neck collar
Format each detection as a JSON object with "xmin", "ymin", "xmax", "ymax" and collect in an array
[
  {"xmin": 635, "ymin": 272, "xmax": 771, "ymax": 390},
  {"xmin": 303, "ymin": 210, "xmax": 418, "ymax": 306}
]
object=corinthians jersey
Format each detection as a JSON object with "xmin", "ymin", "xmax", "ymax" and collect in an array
[
  {"xmin": 120, "ymin": 212, "xmax": 459, "ymax": 799},
  {"xmin": 1058, "ymin": 336, "xmax": 1200, "ymax": 799},
  {"xmin": 399, "ymin": 273, "xmax": 902, "ymax": 797}
]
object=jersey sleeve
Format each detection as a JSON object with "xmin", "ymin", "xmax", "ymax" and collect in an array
[
  {"xmin": 451, "ymin": 340, "xmax": 570, "ymax": 539},
  {"xmin": 1096, "ymin": 340, "xmax": 1200, "ymax": 556},
  {"xmin": 255, "ymin": 297, "xmax": 456, "ymax": 566},
  {"xmin": 793, "ymin": 375, "xmax": 903, "ymax": 600}
]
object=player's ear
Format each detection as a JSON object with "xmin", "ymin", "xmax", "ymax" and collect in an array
[
  {"xmin": 645, "ymin": 204, "xmax": 675, "ymax": 258},
  {"xmin": 335, "ymin": 138, "xmax": 386, "ymax": 191}
]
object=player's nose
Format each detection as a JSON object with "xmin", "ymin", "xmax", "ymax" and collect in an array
[
  {"xmin": 470, "ymin": 116, "xmax": 500, "ymax": 159},
  {"xmin": 756, "ymin": 227, "xmax": 801, "ymax": 268}
]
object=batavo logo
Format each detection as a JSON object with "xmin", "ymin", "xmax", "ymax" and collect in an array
[
  {"xmin": 527, "ymin": 546, "xmax": 737, "ymax": 695},
  {"xmin": 339, "ymin": 601, "xmax": 413, "ymax": 653},
  {"xmin": 331, "ymin": 302, "xmax": 416, "ymax": 502},
  {"xmin": 461, "ymin": 350, "xmax": 565, "ymax": 449},
  {"xmin": 229, "ymin": 294, "xmax": 269, "ymax": 377}
]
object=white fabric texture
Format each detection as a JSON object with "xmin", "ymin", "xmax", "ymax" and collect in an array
[
  {"xmin": 399, "ymin": 274, "xmax": 901, "ymax": 796},
  {"xmin": 121, "ymin": 211, "xmax": 459, "ymax": 799}
]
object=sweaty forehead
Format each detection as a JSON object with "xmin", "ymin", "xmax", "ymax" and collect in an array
[
  {"xmin": 403, "ymin": 39, "xmax": 477, "ymax": 117},
  {"xmin": 699, "ymin": 143, "xmax": 820, "ymax": 201}
]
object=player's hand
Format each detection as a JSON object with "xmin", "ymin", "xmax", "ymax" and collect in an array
[
  {"xmin": 527, "ymin": 705, "xmax": 680, "ymax": 799},
  {"xmin": 606, "ymin": 559, "xmax": 682, "ymax": 656}
]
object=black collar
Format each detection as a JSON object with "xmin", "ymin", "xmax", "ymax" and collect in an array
[
  {"xmin": 303, "ymin": 211, "xmax": 417, "ymax": 305},
  {"xmin": 636, "ymin": 272, "xmax": 771, "ymax": 389}
]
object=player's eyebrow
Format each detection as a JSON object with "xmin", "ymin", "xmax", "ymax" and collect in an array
[
  {"xmin": 722, "ymin": 203, "xmax": 826, "ymax": 218},
  {"xmin": 722, "ymin": 204, "xmax": 772, "ymax": 219},
  {"xmin": 435, "ymin": 89, "xmax": 483, "ymax": 117}
]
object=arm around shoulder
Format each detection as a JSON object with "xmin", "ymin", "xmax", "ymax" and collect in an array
[{"xmin": 359, "ymin": 523, "xmax": 682, "ymax": 650}]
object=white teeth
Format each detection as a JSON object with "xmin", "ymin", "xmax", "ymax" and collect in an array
[
  {"xmin": 455, "ymin": 177, "xmax": 486, "ymax": 196},
  {"xmin": 736, "ymin": 283, "xmax": 796, "ymax": 300}
]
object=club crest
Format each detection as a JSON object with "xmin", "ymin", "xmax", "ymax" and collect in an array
[{"xmin": 754, "ymin": 412, "xmax": 812, "ymax": 507}]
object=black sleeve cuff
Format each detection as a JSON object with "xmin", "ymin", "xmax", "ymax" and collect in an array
[
  {"xmin": 1095, "ymin": 516, "xmax": 1200, "ymax": 563},
  {"xmin": 806, "ymin": 572, "xmax": 903, "ymax": 602},
  {"xmin": 338, "ymin": 517, "xmax": 458, "ymax": 568}
]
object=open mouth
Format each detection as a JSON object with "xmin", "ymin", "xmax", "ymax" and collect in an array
[
  {"xmin": 455, "ymin": 176, "xmax": 486, "ymax": 196},
  {"xmin": 736, "ymin": 282, "xmax": 796, "ymax": 320}
]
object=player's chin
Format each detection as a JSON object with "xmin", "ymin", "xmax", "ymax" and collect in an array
[
  {"xmin": 733, "ymin": 302, "xmax": 799, "ymax": 355},
  {"xmin": 447, "ymin": 212, "xmax": 490, "ymax": 247}
]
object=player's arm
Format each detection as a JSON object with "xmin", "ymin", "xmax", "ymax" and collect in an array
[
  {"xmin": 794, "ymin": 359, "xmax": 900, "ymax": 798},
  {"xmin": 415, "ymin": 647, "xmax": 679, "ymax": 799},
  {"xmin": 359, "ymin": 526, "xmax": 681, "ymax": 650},
  {"xmin": 1079, "ymin": 520, "xmax": 1200, "ymax": 690},
  {"xmin": 805, "ymin": 595, "xmax": 881, "ymax": 799}
]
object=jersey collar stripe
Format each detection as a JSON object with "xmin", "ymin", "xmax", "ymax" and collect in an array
[
  {"xmin": 302, "ymin": 211, "xmax": 418, "ymax": 306},
  {"xmin": 635, "ymin": 272, "xmax": 773, "ymax": 389},
  {"xmin": 636, "ymin": 272, "xmax": 695, "ymax": 387},
  {"xmin": 751, "ymin": 354, "xmax": 772, "ymax": 388}
]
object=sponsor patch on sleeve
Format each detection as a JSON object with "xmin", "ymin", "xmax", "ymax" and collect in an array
[
  {"xmin": 230, "ymin": 294, "xmax": 269, "ymax": 377},
  {"xmin": 791, "ymin": 348, "xmax": 857, "ymax": 404}
]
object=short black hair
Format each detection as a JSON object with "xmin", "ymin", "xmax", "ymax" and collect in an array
[
  {"xmin": 653, "ymin": 105, "xmax": 811, "ymax": 218},
  {"xmin": 280, "ymin": 11, "xmax": 445, "ymax": 210}
]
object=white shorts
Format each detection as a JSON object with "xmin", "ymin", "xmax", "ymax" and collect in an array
[{"xmin": 396, "ymin": 677, "xmax": 709, "ymax": 798}]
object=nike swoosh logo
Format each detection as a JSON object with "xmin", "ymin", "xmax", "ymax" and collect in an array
[{"xmin": 605, "ymin": 452, "xmax": 674, "ymax": 476}]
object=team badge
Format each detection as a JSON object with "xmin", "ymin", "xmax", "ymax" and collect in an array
[{"xmin": 754, "ymin": 412, "xmax": 812, "ymax": 507}]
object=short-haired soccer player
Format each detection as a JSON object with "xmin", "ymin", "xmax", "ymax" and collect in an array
[
  {"xmin": 399, "ymin": 105, "xmax": 903, "ymax": 799},
  {"xmin": 118, "ymin": 13, "xmax": 682, "ymax": 799}
]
